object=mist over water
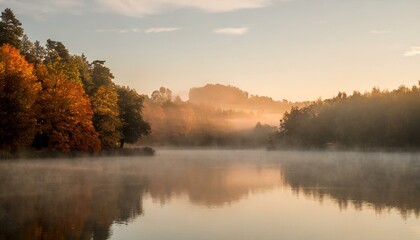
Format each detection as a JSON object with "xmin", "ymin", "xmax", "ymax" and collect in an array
[{"xmin": 1, "ymin": 150, "xmax": 420, "ymax": 240}]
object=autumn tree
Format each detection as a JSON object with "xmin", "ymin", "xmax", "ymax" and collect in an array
[
  {"xmin": 91, "ymin": 86, "xmax": 122, "ymax": 149},
  {"xmin": 0, "ymin": 8, "xmax": 23, "ymax": 48},
  {"xmin": 116, "ymin": 86, "xmax": 151, "ymax": 147},
  {"xmin": 0, "ymin": 44, "xmax": 40, "ymax": 151},
  {"xmin": 0, "ymin": 8, "xmax": 153, "ymax": 153},
  {"xmin": 33, "ymin": 66, "xmax": 100, "ymax": 152}
]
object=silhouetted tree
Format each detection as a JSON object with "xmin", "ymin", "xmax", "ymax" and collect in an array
[
  {"xmin": 21, "ymin": 37, "xmax": 46, "ymax": 67},
  {"xmin": 189, "ymin": 84, "xmax": 248, "ymax": 105},
  {"xmin": 116, "ymin": 86, "xmax": 151, "ymax": 147},
  {"xmin": 91, "ymin": 60, "xmax": 113, "ymax": 90},
  {"xmin": 19, "ymin": 34, "xmax": 34, "ymax": 63},
  {"xmin": 0, "ymin": 8, "xmax": 23, "ymax": 48},
  {"xmin": 276, "ymin": 84, "xmax": 420, "ymax": 149},
  {"xmin": 45, "ymin": 39, "xmax": 70, "ymax": 63},
  {"xmin": 151, "ymin": 87, "xmax": 172, "ymax": 104}
]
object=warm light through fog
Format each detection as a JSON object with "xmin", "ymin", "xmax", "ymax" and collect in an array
[{"xmin": 1, "ymin": 1, "xmax": 420, "ymax": 240}]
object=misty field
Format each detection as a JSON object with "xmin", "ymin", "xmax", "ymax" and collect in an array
[{"xmin": 1, "ymin": 149, "xmax": 419, "ymax": 240}]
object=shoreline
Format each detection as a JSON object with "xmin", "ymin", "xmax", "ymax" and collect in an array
[{"xmin": 0, "ymin": 147, "xmax": 155, "ymax": 160}]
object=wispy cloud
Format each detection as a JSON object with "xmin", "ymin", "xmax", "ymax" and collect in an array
[
  {"xmin": 95, "ymin": 0, "xmax": 285, "ymax": 17},
  {"xmin": 89, "ymin": 27, "xmax": 179, "ymax": 34},
  {"xmin": 404, "ymin": 47, "xmax": 420, "ymax": 57},
  {"xmin": 3, "ymin": 0, "xmax": 289, "ymax": 17},
  {"xmin": 370, "ymin": 30, "xmax": 390, "ymax": 34},
  {"xmin": 145, "ymin": 27, "xmax": 180, "ymax": 33},
  {"xmin": 1, "ymin": 0, "xmax": 86, "ymax": 15},
  {"xmin": 214, "ymin": 27, "xmax": 248, "ymax": 35},
  {"xmin": 92, "ymin": 28, "xmax": 142, "ymax": 33}
]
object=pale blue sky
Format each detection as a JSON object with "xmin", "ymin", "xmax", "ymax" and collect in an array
[{"xmin": 2, "ymin": 0, "xmax": 420, "ymax": 101}]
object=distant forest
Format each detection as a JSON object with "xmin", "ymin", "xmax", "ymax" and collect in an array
[
  {"xmin": 272, "ymin": 84, "xmax": 420, "ymax": 149},
  {"xmin": 139, "ymin": 85, "xmax": 307, "ymax": 147},
  {"xmin": 189, "ymin": 83, "xmax": 303, "ymax": 112},
  {"xmin": 0, "ymin": 8, "xmax": 150, "ymax": 153}
]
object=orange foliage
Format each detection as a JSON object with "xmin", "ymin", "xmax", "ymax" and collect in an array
[
  {"xmin": 35, "ymin": 66, "xmax": 100, "ymax": 152},
  {"xmin": 0, "ymin": 44, "xmax": 40, "ymax": 150}
]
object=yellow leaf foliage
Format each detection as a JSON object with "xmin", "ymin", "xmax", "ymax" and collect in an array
[{"xmin": 91, "ymin": 86, "xmax": 122, "ymax": 149}]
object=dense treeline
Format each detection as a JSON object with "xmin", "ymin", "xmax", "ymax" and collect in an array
[
  {"xmin": 274, "ymin": 84, "xmax": 420, "ymax": 149},
  {"xmin": 0, "ymin": 8, "xmax": 150, "ymax": 154}
]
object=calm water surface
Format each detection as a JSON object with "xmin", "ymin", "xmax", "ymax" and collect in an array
[{"xmin": 1, "ymin": 150, "xmax": 420, "ymax": 240}]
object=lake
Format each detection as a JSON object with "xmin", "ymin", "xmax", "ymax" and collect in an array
[{"xmin": 0, "ymin": 149, "xmax": 419, "ymax": 240}]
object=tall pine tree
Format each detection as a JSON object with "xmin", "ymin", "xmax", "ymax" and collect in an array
[{"xmin": 0, "ymin": 8, "xmax": 23, "ymax": 48}]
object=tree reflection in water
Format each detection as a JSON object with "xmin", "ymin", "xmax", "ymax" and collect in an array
[
  {"xmin": 278, "ymin": 151, "xmax": 420, "ymax": 219},
  {"xmin": 0, "ymin": 150, "xmax": 419, "ymax": 240},
  {"xmin": 0, "ymin": 160, "xmax": 147, "ymax": 240}
]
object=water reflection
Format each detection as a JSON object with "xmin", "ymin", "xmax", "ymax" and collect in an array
[
  {"xmin": 278, "ymin": 152, "xmax": 420, "ymax": 218},
  {"xmin": 146, "ymin": 163, "xmax": 282, "ymax": 206},
  {"xmin": 0, "ymin": 150, "xmax": 419, "ymax": 240},
  {"xmin": 0, "ymin": 161, "xmax": 147, "ymax": 240}
]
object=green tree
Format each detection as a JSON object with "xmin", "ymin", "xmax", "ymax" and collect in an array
[
  {"xmin": 44, "ymin": 39, "xmax": 81, "ymax": 83},
  {"xmin": 91, "ymin": 86, "xmax": 122, "ymax": 149},
  {"xmin": 20, "ymin": 38, "xmax": 45, "ymax": 67},
  {"xmin": 20, "ymin": 34, "xmax": 35, "ymax": 63},
  {"xmin": 74, "ymin": 54, "xmax": 94, "ymax": 94},
  {"xmin": 32, "ymin": 40, "xmax": 45, "ymax": 66},
  {"xmin": 116, "ymin": 86, "xmax": 151, "ymax": 147},
  {"xmin": 44, "ymin": 39, "xmax": 70, "ymax": 63},
  {"xmin": 0, "ymin": 8, "xmax": 23, "ymax": 48},
  {"xmin": 0, "ymin": 44, "xmax": 40, "ymax": 151},
  {"xmin": 91, "ymin": 60, "xmax": 114, "ymax": 90},
  {"xmin": 19, "ymin": 36, "xmax": 45, "ymax": 68}
]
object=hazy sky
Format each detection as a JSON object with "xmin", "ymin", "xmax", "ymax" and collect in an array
[{"xmin": 1, "ymin": 0, "xmax": 420, "ymax": 101}]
